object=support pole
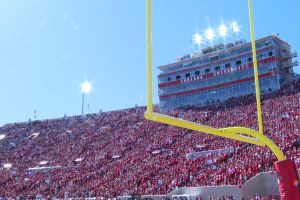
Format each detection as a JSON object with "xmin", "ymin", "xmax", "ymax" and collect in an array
[{"xmin": 82, "ymin": 92, "xmax": 84, "ymax": 115}]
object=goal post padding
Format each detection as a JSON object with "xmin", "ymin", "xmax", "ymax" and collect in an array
[{"xmin": 274, "ymin": 160, "xmax": 300, "ymax": 199}]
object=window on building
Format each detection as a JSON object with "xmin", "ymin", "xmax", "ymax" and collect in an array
[
  {"xmin": 167, "ymin": 77, "xmax": 171, "ymax": 82},
  {"xmin": 225, "ymin": 63, "xmax": 231, "ymax": 68},
  {"xmin": 215, "ymin": 66, "xmax": 221, "ymax": 71},
  {"xmin": 257, "ymin": 54, "xmax": 263, "ymax": 60},
  {"xmin": 236, "ymin": 60, "xmax": 242, "ymax": 65},
  {"xmin": 195, "ymin": 71, "xmax": 200, "ymax": 76},
  {"xmin": 210, "ymin": 56, "xmax": 219, "ymax": 62},
  {"xmin": 268, "ymin": 51, "xmax": 273, "ymax": 57},
  {"xmin": 269, "ymin": 66, "xmax": 276, "ymax": 72},
  {"xmin": 205, "ymin": 68, "xmax": 210, "ymax": 73},
  {"xmin": 185, "ymin": 73, "xmax": 190, "ymax": 78},
  {"xmin": 247, "ymin": 57, "xmax": 252, "ymax": 63},
  {"xmin": 176, "ymin": 75, "xmax": 181, "ymax": 80}
]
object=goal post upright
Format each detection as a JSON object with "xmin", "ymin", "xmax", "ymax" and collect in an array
[
  {"xmin": 248, "ymin": 0, "xmax": 263, "ymax": 135},
  {"xmin": 146, "ymin": 0, "xmax": 153, "ymax": 113}
]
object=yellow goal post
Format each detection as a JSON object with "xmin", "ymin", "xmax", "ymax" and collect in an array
[{"xmin": 144, "ymin": 0, "xmax": 285, "ymax": 161}]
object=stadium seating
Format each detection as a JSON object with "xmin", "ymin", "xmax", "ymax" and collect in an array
[{"xmin": 0, "ymin": 81, "xmax": 299, "ymax": 199}]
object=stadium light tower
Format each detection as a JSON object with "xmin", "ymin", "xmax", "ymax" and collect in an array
[
  {"xmin": 219, "ymin": 24, "xmax": 228, "ymax": 39},
  {"xmin": 205, "ymin": 28, "xmax": 215, "ymax": 43},
  {"xmin": 192, "ymin": 33, "xmax": 203, "ymax": 48},
  {"xmin": 140, "ymin": 94, "xmax": 143, "ymax": 106},
  {"xmin": 231, "ymin": 21, "xmax": 240, "ymax": 34},
  {"xmin": 81, "ymin": 81, "xmax": 92, "ymax": 115}
]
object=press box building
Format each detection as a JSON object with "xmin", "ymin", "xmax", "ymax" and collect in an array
[{"xmin": 158, "ymin": 35, "xmax": 298, "ymax": 111}]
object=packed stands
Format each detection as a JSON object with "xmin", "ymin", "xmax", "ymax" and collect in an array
[{"xmin": 0, "ymin": 81, "xmax": 300, "ymax": 199}]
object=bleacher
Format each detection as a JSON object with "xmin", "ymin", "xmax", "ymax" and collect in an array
[{"xmin": 0, "ymin": 81, "xmax": 299, "ymax": 199}]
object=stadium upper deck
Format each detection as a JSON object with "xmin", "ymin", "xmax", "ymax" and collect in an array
[{"xmin": 158, "ymin": 35, "xmax": 298, "ymax": 111}]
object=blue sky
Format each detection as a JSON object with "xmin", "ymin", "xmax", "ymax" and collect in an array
[{"xmin": 0, "ymin": 0, "xmax": 299, "ymax": 125}]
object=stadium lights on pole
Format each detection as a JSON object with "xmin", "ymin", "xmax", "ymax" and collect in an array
[
  {"xmin": 205, "ymin": 28, "xmax": 215, "ymax": 42},
  {"xmin": 190, "ymin": 21, "xmax": 241, "ymax": 49},
  {"xmin": 192, "ymin": 33, "xmax": 203, "ymax": 47},
  {"xmin": 219, "ymin": 24, "xmax": 228, "ymax": 38},
  {"xmin": 231, "ymin": 21, "xmax": 240, "ymax": 34},
  {"xmin": 140, "ymin": 94, "xmax": 143, "ymax": 106},
  {"xmin": 81, "ymin": 81, "xmax": 92, "ymax": 115}
]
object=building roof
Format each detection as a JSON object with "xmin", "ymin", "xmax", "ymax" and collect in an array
[{"xmin": 158, "ymin": 35, "xmax": 289, "ymax": 72}]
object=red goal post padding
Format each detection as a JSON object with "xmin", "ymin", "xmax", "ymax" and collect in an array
[{"xmin": 274, "ymin": 160, "xmax": 300, "ymax": 199}]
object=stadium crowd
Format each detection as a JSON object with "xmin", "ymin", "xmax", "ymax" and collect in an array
[{"xmin": 0, "ymin": 81, "xmax": 300, "ymax": 199}]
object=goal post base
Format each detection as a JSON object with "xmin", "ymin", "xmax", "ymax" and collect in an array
[{"xmin": 274, "ymin": 159, "xmax": 300, "ymax": 199}]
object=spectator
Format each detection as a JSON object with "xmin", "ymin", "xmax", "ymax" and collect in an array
[{"xmin": 0, "ymin": 81, "xmax": 299, "ymax": 198}]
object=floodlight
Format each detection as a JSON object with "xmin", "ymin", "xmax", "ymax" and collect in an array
[
  {"xmin": 3, "ymin": 163, "xmax": 12, "ymax": 169},
  {"xmin": 205, "ymin": 28, "xmax": 215, "ymax": 41},
  {"xmin": 81, "ymin": 81, "xmax": 92, "ymax": 94},
  {"xmin": 219, "ymin": 24, "xmax": 228, "ymax": 37},
  {"xmin": 80, "ymin": 80, "xmax": 92, "ymax": 115},
  {"xmin": 192, "ymin": 33, "xmax": 203, "ymax": 46},
  {"xmin": 231, "ymin": 21, "xmax": 240, "ymax": 33}
]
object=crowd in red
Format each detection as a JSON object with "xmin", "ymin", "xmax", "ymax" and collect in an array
[{"xmin": 0, "ymin": 82, "xmax": 299, "ymax": 199}]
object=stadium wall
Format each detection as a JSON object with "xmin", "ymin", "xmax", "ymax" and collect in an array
[
  {"xmin": 168, "ymin": 185, "xmax": 242, "ymax": 199},
  {"xmin": 118, "ymin": 170, "xmax": 300, "ymax": 199}
]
